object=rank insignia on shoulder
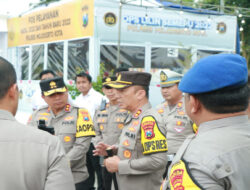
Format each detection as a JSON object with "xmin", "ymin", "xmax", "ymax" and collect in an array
[
  {"xmin": 133, "ymin": 109, "xmax": 142, "ymax": 118},
  {"xmin": 65, "ymin": 104, "xmax": 71, "ymax": 112}
]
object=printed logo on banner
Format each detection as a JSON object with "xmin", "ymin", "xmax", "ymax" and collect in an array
[
  {"xmin": 217, "ymin": 22, "xmax": 227, "ymax": 34},
  {"xmin": 104, "ymin": 12, "xmax": 117, "ymax": 26}
]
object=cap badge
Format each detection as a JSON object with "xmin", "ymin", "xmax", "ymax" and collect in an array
[
  {"xmin": 160, "ymin": 71, "xmax": 167, "ymax": 82},
  {"xmin": 106, "ymin": 77, "xmax": 111, "ymax": 82},
  {"xmin": 49, "ymin": 81, "xmax": 57, "ymax": 89}
]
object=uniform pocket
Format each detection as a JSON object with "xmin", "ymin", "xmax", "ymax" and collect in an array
[{"xmin": 58, "ymin": 127, "xmax": 76, "ymax": 153}]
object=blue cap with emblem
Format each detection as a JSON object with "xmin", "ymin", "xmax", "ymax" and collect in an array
[
  {"xmin": 179, "ymin": 54, "xmax": 248, "ymax": 94},
  {"xmin": 160, "ymin": 70, "xmax": 183, "ymax": 88}
]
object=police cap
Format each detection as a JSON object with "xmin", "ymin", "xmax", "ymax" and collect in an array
[
  {"xmin": 102, "ymin": 76, "xmax": 117, "ymax": 87},
  {"xmin": 109, "ymin": 71, "xmax": 151, "ymax": 89},
  {"xmin": 160, "ymin": 70, "xmax": 183, "ymax": 88},
  {"xmin": 40, "ymin": 77, "xmax": 67, "ymax": 96}
]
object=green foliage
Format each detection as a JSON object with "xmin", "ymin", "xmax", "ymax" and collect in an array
[
  {"xmin": 92, "ymin": 62, "xmax": 106, "ymax": 94},
  {"xmin": 67, "ymin": 84, "xmax": 80, "ymax": 100}
]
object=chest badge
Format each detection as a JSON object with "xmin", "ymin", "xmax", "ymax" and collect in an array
[
  {"xmin": 118, "ymin": 123, "xmax": 124, "ymax": 129},
  {"xmin": 100, "ymin": 124, "xmax": 104, "ymax": 131},
  {"xmin": 122, "ymin": 140, "xmax": 130, "ymax": 146},
  {"xmin": 123, "ymin": 150, "xmax": 131, "ymax": 158},
  {"xmin": 64, "ymin": 136, "xmax": 71, "ymax": 142}
]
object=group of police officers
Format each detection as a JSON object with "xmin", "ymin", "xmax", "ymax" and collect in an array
[{"xmin": 0, "ymin": 53, "xmax": 250, "ymax": 190}]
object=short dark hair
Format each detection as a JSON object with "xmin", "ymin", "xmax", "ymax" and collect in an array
[
  {"xmin": 135, "ymin": 85, "xmax": 149, "ymax": 99},
  {"xmin": 193, "ymin": 84, "xmax": 248, "ymax": 114},
  {"xmin": 0, "ymin": 57, "xmax": 17, "ymax": 99},
  {"xmin": 39, "ymin": 69, "xmax": 56, "ymax": 80},
  {"xmin": 75, "ymin": 72, "xmax": 92, "ymax": 83}
]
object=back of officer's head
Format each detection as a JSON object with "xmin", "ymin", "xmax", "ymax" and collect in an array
[
  {"xmin": 179, "ymin": 54, "xmax": 248, "ymax": 114},
  {"xmin": 0, "ymin": 57, "xmax": 17, "ymax": 99}
]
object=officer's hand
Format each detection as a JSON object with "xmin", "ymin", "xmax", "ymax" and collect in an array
[
  {"xmin": 93, "ymin": 142, "xmax": 109, "ymax": 156},
  {"xmin": 105, "ymin": 156, "xmax": 120, "ymax": 173}
]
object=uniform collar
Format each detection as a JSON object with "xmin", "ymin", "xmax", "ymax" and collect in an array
[
  {"xmin": 0, "ymin": 109, "xmax": 15, "ymax": 121},
  {"xmin": 198, "ymin": 115, "xmax": 248, "ymax": 134},
  {"xmin": 50, "ymin": 103, "xmax": 72, "ymax": 118}
]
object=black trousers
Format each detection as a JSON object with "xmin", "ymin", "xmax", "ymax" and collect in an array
[
  {"xmin": 85, "ymin": 143, "xmax": 103, "ymax": 190},
  {"xmin": 75, "ymin": 179, "xmax": 90, "ymax": 190},
  {"xmin": 102, "ymin": 167, "xmax": 119, "ymax": 190}
]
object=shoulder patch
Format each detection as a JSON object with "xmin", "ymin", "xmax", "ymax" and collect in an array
[
  {"xmin": 76, "ymin": 108, "xmax": 96, "ymax": 137},
  {"xmin": 141, "ymin": 115, "xmax": 167, "ymax": 154},
  {"xmin": 169, "ymin": 159, "xmax": 203, "ymax": 190}
]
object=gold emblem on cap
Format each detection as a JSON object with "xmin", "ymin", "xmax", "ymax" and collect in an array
[
  {"xmin": 106, "ymin": 77, "xmax": 111, "ymax": 82},
  {"xmin": 117, "ymin": 74, "xmax": 121, "ymax": 81},
  {"xmin": 160, "ymin": 71, "xmax": 167, "ymax": 82},
  {"xmin": 50, "ymin": 81, "xmax": 57, "ymax": 89}
]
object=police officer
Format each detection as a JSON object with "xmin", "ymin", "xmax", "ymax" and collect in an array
[
  {"xmin": 156, "ymin": 70, "xmax": 195, "ymax": 177},
  {"xmin": 94, "ymin": 71, "xmax": 168, "ymax": 190},
  {"xmin": 93, "ymin": 76, "xmax": 129, "ymax": 190},
  {"xmin": 0, "ymin": 57, "xmax": 75, "ymax": 190},
  {"xmin": 162, "ymin": 54, "xmax": 250, "ymax": 190},
  {"xmin": 28, "ymin": 77, "xmax": 95, "ymax": 190}
]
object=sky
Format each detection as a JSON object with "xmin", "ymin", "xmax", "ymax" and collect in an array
[
  {"xmin": 0, "ymin": 0, "xmax": 40, "ymax": 16},
  {"xmin": 0, "ymin": 0, "xmax": 164, "ymax": 16}
]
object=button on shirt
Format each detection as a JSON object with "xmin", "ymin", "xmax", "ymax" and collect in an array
[{"xmin": 74, "ymin": 88, "xmax": 105, "ymax": 119}]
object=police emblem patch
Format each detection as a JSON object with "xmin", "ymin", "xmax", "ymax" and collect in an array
[
  {"xmin": 142, "ymin": 120, "xmax": 155, "ymax": 140},
  {"xmin": 118, "ymin": 123, "xmax": 124, "ymax": 129},
  {"xmin": 123, "ymin": 140, "xmax": 130, "ymax": 146}
]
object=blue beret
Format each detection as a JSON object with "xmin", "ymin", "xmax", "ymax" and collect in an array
[{"xmin": 179, "ymin": 54, "xmax": 247, "ymax": 94}]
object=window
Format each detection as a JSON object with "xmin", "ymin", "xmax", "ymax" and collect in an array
[
  {"xmin": 32, "ymin": 45, "xmax": 44, "ymax": 80},
  {"xmin": 47, "ymin": 42, "xmax": 63, "ymax": 76},
  {"xmin": 101, "ymin": 45, "xmax": 145, "ymax": 74},
  {"xmin": 68, "ymin": 39, "xmax": 89, "ymax": 80},
  {"xmin": 20, "ymin": 47, "xmax": 29, "ymax": 80},
  {"xmin": 151, "ymin": 48, "xmax": 192, "ymax": 74}
]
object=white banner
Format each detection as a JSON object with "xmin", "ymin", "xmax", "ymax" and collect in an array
[{"xmin": 96, "ymin": 4, "xmax": 236, "ymax": 51}]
